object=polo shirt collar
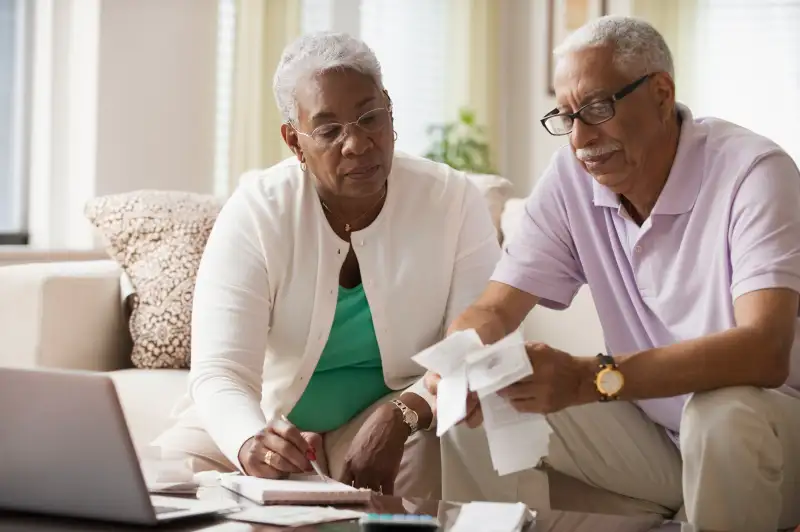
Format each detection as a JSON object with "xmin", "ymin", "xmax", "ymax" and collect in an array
[{"xmin": 591, "ymin": 103, "xmax": 702, "ymax": 216}]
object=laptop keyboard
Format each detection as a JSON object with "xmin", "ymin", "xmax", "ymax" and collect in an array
[{"xmin": 153, "ymin": 505, "xmax": 183, "ymax": 515}]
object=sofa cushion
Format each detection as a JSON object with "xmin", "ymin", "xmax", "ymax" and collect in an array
[
  {"xmin": 0, "ymin": 260, "xmax": 132, "ymax": 371},
  {"xmin": 85, "ymin": 191, "xmax": 224, "ymax": 369},
  {"xmin": 465, "ymin": 173, "xmax": 515, "ymax": 241}
]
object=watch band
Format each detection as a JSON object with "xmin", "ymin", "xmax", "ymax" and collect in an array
[
  {"xmin": 390, "ymin": 399, "xmax": 420, "ymax": 434},
  {"xmin": 596, "ymin": 353, "xmax": 617, "ymax": 369}
]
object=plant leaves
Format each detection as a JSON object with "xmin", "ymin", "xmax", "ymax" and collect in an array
[{"xmin": 422, "ymin": 107, "xmax": 495, "ymax": 174}]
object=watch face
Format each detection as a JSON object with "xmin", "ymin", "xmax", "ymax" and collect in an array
[
  {"xmin": 598, "ymin": 369, "xmax": 623, "ymax": 395},
  {"xmin": 405, "ymin": 409, "xmax": 419, "ymax": 429}
]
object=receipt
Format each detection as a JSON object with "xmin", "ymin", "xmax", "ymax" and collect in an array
[
  {"xmin": 413, "ymin": 329, "xmax": 552, "ymax": 475},
  {"xmin": 412, "ymin": 330, "xmax": 483, "ymax": 436},
  {"xmin": 434, "ymin": 365, "xmax": 469, "ymax": 436},
  {"xmin": 466, "ymin": 332, "xmax": 531, "ymax": 395},
  {"xmin": 412, "ymin": 329, "xmax": 484, "ymax": 375},
  {"xmin": 480, "ymin": 392, "xmax": 552, "ymax": 476}
]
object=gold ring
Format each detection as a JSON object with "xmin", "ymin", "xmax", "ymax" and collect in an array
[{"xmin": 263, "ymin": 450, "xmax": 275, "ymax": 466}]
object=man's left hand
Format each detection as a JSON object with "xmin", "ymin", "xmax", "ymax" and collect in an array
[
  {"xmin": 498, "ymin": 342, "xmax": 593, "ymax": 414},
  {"xmin": 338, "ymin": 403, "xmax": 409, "ymax": 494}
]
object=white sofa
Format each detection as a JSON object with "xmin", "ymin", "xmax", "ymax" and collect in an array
[{"xmin": 0, "ymin": 198, "xmax": 606, "ymax": 463}]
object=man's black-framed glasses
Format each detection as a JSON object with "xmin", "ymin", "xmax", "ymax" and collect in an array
[{"xmin": 540, "ymin": 74, "xmax": 652, "ymax": 136}]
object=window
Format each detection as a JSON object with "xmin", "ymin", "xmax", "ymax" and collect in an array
[
  {"xmin": 300, "ymin": 0, "xmax": 449, "ymax": 157},
  {"xmin": 691, "ymin": 0, "xmax": 800, "ymax": 164},
  {"xmin": 359, "ymin": 0, "xmax": 448, "ymax": 157},
  {"xmin": 214, "ymin": 0, "xmax": 236, "ymax": 197},
  {"xmin": 0, "ymin": 0, "xmax": 30, "ymax": 245}
]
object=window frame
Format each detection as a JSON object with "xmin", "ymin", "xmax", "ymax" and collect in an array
[{"xmin": 0, "ymin": 0, "xmax": 32, "ymax": 246}]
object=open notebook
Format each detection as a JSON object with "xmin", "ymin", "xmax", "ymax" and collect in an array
[{"xmin": 220, "ymin": 474, "xmax": 373, "ymax": 505}]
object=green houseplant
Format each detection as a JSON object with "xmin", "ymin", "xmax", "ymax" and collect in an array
[{"xmin": 423, "ymin": 107, "xmax": 495, "ymax": 175}]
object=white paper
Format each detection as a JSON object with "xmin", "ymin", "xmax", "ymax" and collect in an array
[
  {"xmin": 150, "ymin": 494, "xmax": 241, "ymax": 513},
  {"xmin": 141, "ymin": 457, "xmax": 196, "ymax": 484},
  {"xmin": 450, "ymin": 501, "xmax": 533, "ymax": 532},
  {"xmin": 480, "ymin": 392, "xmax": 552, "ymax": 476},
  {"xmin": 466, "ymin": 331, "xmax": 531, "ymax": 395},
  {"xmin": 435, "ymin": 365, "xmax": 469, "ymax": 436},
  {"xmin": 147, "ymin": 481, "xmax": 198, "ymax": 495},
  {"xmin": 225, "ymin": 505, "xmax": 364, "ymax": 526},
  {"xmin": 413, "ymin": 329, "xmax": 551, "ymax": 476},
  {"xmin": 412, "ymin": 329, "xmax": 484, "ymax": 375}
]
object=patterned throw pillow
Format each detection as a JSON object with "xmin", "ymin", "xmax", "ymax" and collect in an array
[{"xmin": 85, "ymin": 191, "xmax": 224, "ymax": 369}]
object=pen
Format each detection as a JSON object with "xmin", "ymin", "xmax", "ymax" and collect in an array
[{"xmin": 280, "ymin": 415, "xmax": 330, "ymax": 483}]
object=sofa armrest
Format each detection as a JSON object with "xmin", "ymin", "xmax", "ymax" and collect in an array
[{"xmin": 0, "ymin": 260, "xmax": 132, "ymax": 371}]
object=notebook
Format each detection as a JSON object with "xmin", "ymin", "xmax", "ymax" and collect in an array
[{"xmin": 220, "ymin": 474, "xmax": 373, "ymax": 505}]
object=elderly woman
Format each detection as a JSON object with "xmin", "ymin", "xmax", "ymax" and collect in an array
[{"xmin": 153, "ymin": 31, "xmax": 500, "ymax": 497}]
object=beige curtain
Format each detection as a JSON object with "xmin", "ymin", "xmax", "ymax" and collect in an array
[
  {"xmin": 445, "ymin": 0, "xmax": 502, "ymax": 174},
  {"xmin": 228, "ymin": 0, "xmax": 301, "ymax": 192}
]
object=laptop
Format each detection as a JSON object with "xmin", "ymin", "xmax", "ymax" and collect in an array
[{"xmin": 0, "ymin": 367, "xmax": 238, "ymax": 525}]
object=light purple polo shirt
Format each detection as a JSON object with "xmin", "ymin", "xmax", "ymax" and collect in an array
[{"xmin": 494, "ymin": 104, "xmax": 800, "ymax": 434}]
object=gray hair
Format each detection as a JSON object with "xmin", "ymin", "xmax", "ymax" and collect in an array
[
  {"xmin": 272, "ymin": 31, "xmax": 384, "ymax": 123},
  {"xmin": 553, "ymin": 15, "xmax": 674, "ymax": 79}
]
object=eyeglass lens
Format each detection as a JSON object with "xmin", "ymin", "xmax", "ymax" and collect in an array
[{"xmin": 311, "ymin": 108, "xmax": 389, "ymax": 145}]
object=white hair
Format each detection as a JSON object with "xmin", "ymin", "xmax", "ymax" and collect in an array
[
  {"xmin": 272, "ymin": 32, "xmax": 384, "ymax": 123},
  {"xmin": 553, "ymin": 15, "xmax": 674, "ymax": 79}
]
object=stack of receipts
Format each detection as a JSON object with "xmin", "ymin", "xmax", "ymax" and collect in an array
[{"xmin": 412, "ymin": 329, "xmax": 552, "ymax": 475}]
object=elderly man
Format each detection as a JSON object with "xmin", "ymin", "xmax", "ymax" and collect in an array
[{"xmin": 426, "ymin": 15, "xmax": 800, "ymax": 532}]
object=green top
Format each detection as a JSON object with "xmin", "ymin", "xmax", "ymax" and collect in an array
[{"xmin": 287, "ymin": 283, "xmax": 392, "ymax": 433}]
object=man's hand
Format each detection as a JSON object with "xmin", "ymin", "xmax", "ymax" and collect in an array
[
  {"xmin": 499, "ymin": 343, "xmax": 594, "ymax": 414},
  {"xmin": 424, "ymin": 371, "xmax": 484, "ymax": 428},
  {"xmin": 338, "ymin": 403, "xmax": 409, "ymax": 494}
]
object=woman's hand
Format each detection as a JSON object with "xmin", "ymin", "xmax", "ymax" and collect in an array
[
  {"xmin": 338, "ymin": 403, "xmax": 409, "ymax": 494},
  {"xmin": 238, "ymin": 418, "xmax": 322, "ymax": 478}
]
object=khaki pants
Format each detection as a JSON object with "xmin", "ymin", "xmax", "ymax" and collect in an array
[
  {"xmin": 154, "ymin": 390, "xmax": 442, "ymax": 500},
  {"xmin": 441, "ymin": 386, "xmax": 800, "ymax": 532}
]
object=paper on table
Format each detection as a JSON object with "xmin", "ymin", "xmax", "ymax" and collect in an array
[
  {"xmin": 141, "ymin": 457, "xmax": 195, "ymax": 484},
  {"xmin": 449, "ymin": 501, "xmax": 533, "ymax": 532},
  {"xmin": 141, "ymin": 457, "xmax": 200, "ymax": 494},
  {"xmin": 480, "ymin": 391, "xmax": 552, "ymax": 476},
  {"xmin": 225, "ymin": 505, "xmax": 364, "ymax": 526}
]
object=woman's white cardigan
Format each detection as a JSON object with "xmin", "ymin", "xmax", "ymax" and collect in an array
[{"xmin": 188, "ymin": 152, "xmax": 501, "ymax": 467}]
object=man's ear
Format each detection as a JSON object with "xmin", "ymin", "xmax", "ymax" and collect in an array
[
  {"xmin": 650, "ymin": 72, "xmax": 676, "ymax": 124},
  {"xmin": 281, "ymin": 123, "xmax": 303, "ymax": 161}
]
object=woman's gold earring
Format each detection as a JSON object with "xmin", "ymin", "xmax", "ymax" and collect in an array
[
  {"xmin": 300, "ymin": 161, "xmax": 307, "ymax": 172},
  {"xmin": 393, "ymin": 130, "xmax": 398, "ymax": 141}
]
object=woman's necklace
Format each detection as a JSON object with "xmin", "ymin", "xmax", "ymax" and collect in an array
[{"xmin": 320, "ymin": 185, "xmax": 387, "ymax": 232}]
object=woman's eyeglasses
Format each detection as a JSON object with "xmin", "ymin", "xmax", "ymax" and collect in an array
[{"xmin": 292, "ymin": 107, "xmax": 391, "ymax": 149}]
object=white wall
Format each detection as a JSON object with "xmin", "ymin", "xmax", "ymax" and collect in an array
[
  {"xmin": 27, "ymin": 0, "xmax": 217, "ymax": 249},
  {"xmin": 501, "ymin": 0, "xmax": 634, "ymax": 194},
  {"xmin": 95, "ymin": 0, "xmax": 217, "ymax": 197}
]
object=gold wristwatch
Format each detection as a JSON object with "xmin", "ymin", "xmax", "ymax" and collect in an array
[
  {"xmin": 390, "ymin": 398, "xmax": 420, "ymax": 434},
  {"xmin": 594, "ymin": 353, "xmax": 624, "ymax": 401}
]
